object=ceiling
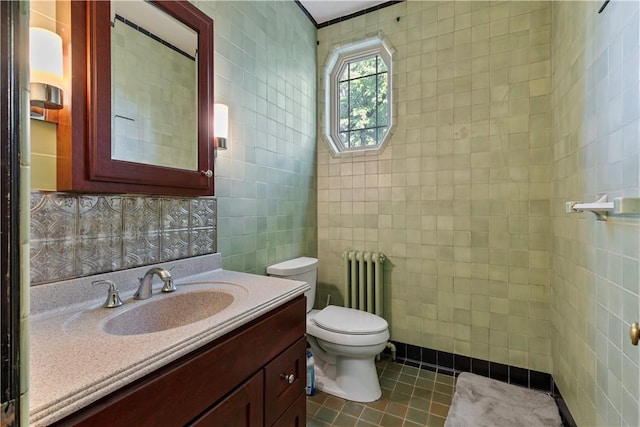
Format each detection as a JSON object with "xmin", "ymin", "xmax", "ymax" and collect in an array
[{"xmin": 298, "ymin": 0, "xmax": 388, "ymax": 25}]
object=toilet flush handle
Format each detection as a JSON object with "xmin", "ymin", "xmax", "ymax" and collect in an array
[{"xmin": 280, "ymin": 373, "xmax": 295, "ymax": 384}]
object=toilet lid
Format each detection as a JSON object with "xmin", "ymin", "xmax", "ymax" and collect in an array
[{"xmin": 313, "ymin": 305, "xmax": 388, "ymax": 335}]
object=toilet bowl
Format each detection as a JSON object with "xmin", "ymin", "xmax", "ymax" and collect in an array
[{"xmin": 267, "ymin": 257, "xmax": 390, "ymax": 402}]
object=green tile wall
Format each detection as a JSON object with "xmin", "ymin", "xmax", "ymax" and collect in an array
[
  {"xmin": 551, "ymin": 2, "xmax": 640, "ymax": 426},
  {"xmin": 198, "ymin": 1, "xmax": 318, "ymax": 273},
  {"xmin": 317, "ymin": 1, "xmax": 553, "ymax": 373}
]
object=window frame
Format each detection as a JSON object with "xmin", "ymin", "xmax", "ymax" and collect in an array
[{"xmin": 322, "ymin": 32, "xmax": 395, "ymax": 156}]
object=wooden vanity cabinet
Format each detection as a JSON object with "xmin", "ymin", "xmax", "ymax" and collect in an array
[{"xmin": 53, "ymin": 296, "xmax": 306, "ymax": 427}]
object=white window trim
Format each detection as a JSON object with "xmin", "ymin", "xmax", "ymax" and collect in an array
[{"xmin": 321, "ymin": 32, "xmax": 396, "ymax": 156}]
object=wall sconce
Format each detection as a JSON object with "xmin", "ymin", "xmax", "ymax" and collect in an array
[
  {"xmin": 30, "ymin": 27, "xmax": 64, "ymax": 117},
  {"xmin": 214, "ymin": 103, "xmax": 228, "ymax": 150}
]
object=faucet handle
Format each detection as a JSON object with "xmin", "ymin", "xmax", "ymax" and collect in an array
[
  {"xmin": 92, "ymin": 280, "xmax": 124, "ymax": 308},
  {"xmin": 160, "ymin": 265, "xmax": 180, "ymax": 293},
  {"xmin": 161, "ymin": 276, "xmax": 176, "ymax": 293}
]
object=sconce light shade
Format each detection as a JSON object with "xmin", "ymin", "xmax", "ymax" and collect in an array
[
  {"xmin": 214, "ymin": 103, "xmax": 229, "ymax": 150},
  {"xmin": 30, "ymin": 27, "xmax": 64, "ymax": 110}
]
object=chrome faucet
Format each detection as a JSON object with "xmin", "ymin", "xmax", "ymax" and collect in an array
[{"xmin": 134, "ymin": 267, "xmax": 176, "ymax": 300}]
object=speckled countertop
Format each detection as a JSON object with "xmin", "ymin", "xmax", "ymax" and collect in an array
[{"xmin": 29, "ymin": 254, "xmax": 309, "ymax": 426}]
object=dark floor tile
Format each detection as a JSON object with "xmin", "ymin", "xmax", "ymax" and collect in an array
[
  {"xmin": 454, "ymin": 354, "xmax": 471, "ymax": 372},
  {"xmin": 403, "ymin": 358, "xmax": 422, "ymax": 369},
  {"xmin": 401, "ymin": 364, "xmax": 421, "ymax": 377},
  {"xmin": 393, "ymin": 341, "xmax": 407, "ymax": 359},
  {"xmin": 432, "ymin": 390, "xmax": 453, "ymax": 406},
  {"xmin": 308, "ymin": 390, "xmax": 329, "ymax": 405},
  {"xmin": 395, "ymin": 382, "xmax": 414, "ymax": 396},
  {"xmin": 435, "ymin": 372, "xmax": 455, "ymax": 385},
  {"xmin": 412, "ymin": 387, "xmax": 433, "ymax": 400},
  {"xmin": 314, "ymin": 407, "xmax": 338, "ymax": 424},
  {"xmin": 379, "ymin": 412, "xmax": 404, "ymax": 427},
  {"xmin": 360, "ymin": 407, "xmax": 384, "ymax": 424},
  {"xmin": 406, "ymin": 407, "xmax": 430, "ymax": 424},
  {"xmin": 434, "ymin": 382, "xmax": 454, "ymax": 395},
  {"xmin": 333, "ymin": 413, "xmax": 359, "ymax": 426},
  {"xmin": 323, "ymin": 395, "xmax": 345, "ymax": 411},
  {"xmin": 489, "ymin": 361, "xmax": 509, "ymax": 382},
  {"xmin": 381, "ymin": 376, "xmax": 398, "ymax": 390},
  {"xmin": 306, "ymin": 359, "xmax": 456, "ymax": 427},
  {"xmin": 509, "ymin": 366, "xmax": 529, "ymax": 387},
  {"xmin": 407, "ymin": 343, "xmax": 422, "ymax": 361},
  {"xmin": 422, "ymin": 348, "xmax": 437, "ymax": 364},
  {"xmin": 341, "ymin": 401, "xmax": 364, "ymax": 418},
  {"xmin": 471, "ymin": 358, "xmax": 489, "ymax": 377},
  {"xmin": 418, "ymin": 368, "xmax": 437, "ymax": 380},
  {"xmin": 415, "ymin": 377, "xmax": 435, "ymax": 390},
  {"xmin": 408, "ymin": 395, "xmax": 431, "ymax": 411},
  {"xmin": 386, "ymin": 401, "xmax": 409, "ymax": 419},
  {"xmin": 530, "ymin": 370, "xmax": 553, "ymax": 391},
  {"xmin": 389, "ymin": 390, "xmax": 412, "ymax": 404},
  {"xmin": 427, "ymin": 414, "xmax": 447, "ymax": 427},
  {"xmin": 398, "ymin": 373, "xmax": 417, "ymax": 386},
  {"xmin": 306, "ymin": 418, "xmax": 330, "ymax": 427},
  {"xmin": 429, "ymin": 402, "xmax": 450, "ymax": 418},
  {"xmin": 438, "ymin": 351, "xmax": 454, "ymax": 369},
  {"xmin": 306, "ymin": 400, "xmax": 322, "ymax": 417}
]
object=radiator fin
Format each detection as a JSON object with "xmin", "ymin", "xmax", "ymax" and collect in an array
[{"xmin": 342, "ymin": 251, "xmax": 386, "ymax": 318}]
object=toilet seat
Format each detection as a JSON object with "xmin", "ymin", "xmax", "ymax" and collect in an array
[
  {"xmin": 313, "ymin": 305, "xmax": 388, "ymax": 334},
  {"xmin": 307, "ymin": 307, "xmax": 390, "ymax": 347}
]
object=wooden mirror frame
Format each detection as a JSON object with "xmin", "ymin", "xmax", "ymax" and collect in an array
[{"xmin": 58, "ymin": 1, "xmax": 214, "ymax": 196}]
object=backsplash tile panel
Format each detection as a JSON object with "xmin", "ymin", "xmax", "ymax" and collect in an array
[
  {"xmin": 30, "ymin": 192, "xmax": 76, "ymax": 241},
  {"xmin": 77, "ymin": 196, "xmax": 122, "ymax": 238},
  {"xmin": 122, "ymin": 196, "xmax": 160, "ymax": 235},
  {"xmin": 30, "ymin": 192, "xmax": 217, "ymax": 285}
]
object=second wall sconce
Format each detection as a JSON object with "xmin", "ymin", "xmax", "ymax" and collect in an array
[
  {"xmin": 214, "ymin": 103, "xmax": 229, "ymax": 150},
  {"xmin": 30, "ymin": 27, "xmax": 64, "ymax": 118}
]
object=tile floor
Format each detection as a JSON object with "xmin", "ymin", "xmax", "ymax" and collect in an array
[{"xmin": 306, "ymin": 358, "xmax": 456, "ymax": 427}]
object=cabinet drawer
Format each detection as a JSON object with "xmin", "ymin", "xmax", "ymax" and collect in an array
[
  {"xmin": 272, "ymin": 393, "xmax": 305, "ymax": 427},
  {"xmin": 189, "ymin": 371, "xmax": 263, "ymax": 426},
  {"xmin": 264, "ymin": 338, "xmax": 306, "ymax": 426}
]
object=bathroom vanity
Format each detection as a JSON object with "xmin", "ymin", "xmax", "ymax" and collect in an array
[
  {"xmin": 29, "ymin": 255, "xmax": 309, "ymax": 426},
  {"xmin": 54, "ymin": 298, "xmax": 306, "ymax": 426}
]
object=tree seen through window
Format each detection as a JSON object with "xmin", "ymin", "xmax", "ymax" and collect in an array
[{"xmin": 338, "ymin": 55, "xmax": 388, "ymax": 148}]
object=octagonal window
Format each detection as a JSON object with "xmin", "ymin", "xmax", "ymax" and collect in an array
[{"xmin": 322, "ymin": 33, "xmax": 395, "ymax": 155}]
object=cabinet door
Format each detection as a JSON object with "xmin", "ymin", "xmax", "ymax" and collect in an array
[
  {"xmin": 264, "ymin": 338, "xmax": 306, "ymax": 426},
  {"xmin": 272, "ymin": 393, "xmax": 305, "ymax": 427},
  {"xmin": 190, "ymin": 371, "xmax": 264, "ymax": 427},
  {"xmin": 60, "ymin": 1, "xmax": 215, "ymax": 196}
]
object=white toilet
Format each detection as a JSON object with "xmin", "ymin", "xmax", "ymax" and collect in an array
[{"xmin": 267, "ymin": 257, "xmax": 390, "ymax": 402}]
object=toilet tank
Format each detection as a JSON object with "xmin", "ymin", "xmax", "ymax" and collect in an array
[{"xmin": 267, "ymin": 257, "xmax": 317, "ymax": 313}]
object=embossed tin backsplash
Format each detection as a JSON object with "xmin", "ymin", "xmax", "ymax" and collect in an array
[{"xmin": 30, "ymin": 192, "xmax": 217, "ymax": 285}]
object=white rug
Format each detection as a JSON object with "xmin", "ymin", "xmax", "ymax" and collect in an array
[{"xmin": 445, "ymin": 373, "xmax": 562, "ymax": 427}]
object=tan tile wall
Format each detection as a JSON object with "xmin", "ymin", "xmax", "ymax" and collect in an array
[
  {"xmin": 317, "ymin": 1, "xmax": 552, "ymax": 372},
  {"xmin": 550, "ymin": 1, "xmax": 640, "ymax": 426}
]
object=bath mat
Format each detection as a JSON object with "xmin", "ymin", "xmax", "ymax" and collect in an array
[{"xmin": 444, "ymin": 372, "xmax": 562, "ymax": 427}]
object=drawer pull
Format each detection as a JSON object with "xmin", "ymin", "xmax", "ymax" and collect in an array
[{"xmin": 280, "ymin": 373, "xmax": 295, "ymax": 384}]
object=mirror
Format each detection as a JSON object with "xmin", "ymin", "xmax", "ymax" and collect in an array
[
  {"xmin": 59, "ymin": 0, "xmax": 214, "ymax": 196},
  {"xmin": 110, "ymin": 1, "xmax": 197, "ymax": 171}
]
